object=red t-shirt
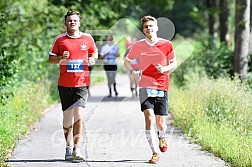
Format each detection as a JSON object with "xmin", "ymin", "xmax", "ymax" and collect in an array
[
  {"xmin": 50, "ymin": 32, "xmax": 97, "ymax": 87},
  {"xmin": 126, "ymin": 38, "xmax": 175, "ymax": 91}
]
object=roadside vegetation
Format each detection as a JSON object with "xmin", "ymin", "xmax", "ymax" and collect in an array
[
  {"xmin": 170, "ymin": 77, "xmax": 252, "ymax": 167},
  {"xmin": 0, "ymin": 81, "xmax": 50, "ymax": 163},
  {"xmin": 170, "ymin": 38, "xmax": 252, "ymax": 167}
]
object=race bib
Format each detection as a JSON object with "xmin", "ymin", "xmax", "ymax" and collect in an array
[
  {"xmin": 146, "ymin": 88, "xmax": 164, "ymax": 97},
  {"xmin": 67, "ymin": 60, "xmax": 84, "ymax": 72}
]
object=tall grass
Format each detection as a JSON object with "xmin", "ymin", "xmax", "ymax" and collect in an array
[
  {"xmin": 0, "ymin": 80, "xmax": 50, "ymax": 163},
  {"xmin": 169, "ymin": 77, "xmax": 252, "ymax": 167}
]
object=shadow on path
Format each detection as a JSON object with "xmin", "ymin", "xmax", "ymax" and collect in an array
[
  {"xmin": 6, "ymin": 159, "xmax": 66, "ymax": 163},
  {"xmin": 7, "ymin": 159, "xmax": 148, "ymax": 164},
  {"xmin": 87, "ymin": 159, "xmax": 148, "ymax": 164},
  {"xmin": 88, "ymin": 96, "xmax": 139, "ymax": 102}
]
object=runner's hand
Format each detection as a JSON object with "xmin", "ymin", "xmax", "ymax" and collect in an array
[
  {"xmin": 59, "ymin": 51, "xmax": 70, "ymax": 64},
  {"xmin": 62, "ymin": 51, "xmax": 70, "ymax": 59},
  {"xmin": 87, "ymin": 57, "xmax": 96, "ymax": 65},
  {"xmin": 132, "ymin": 70, "xmax": 141, "ymax": 81},
  {"xmin": 156, "ymin": 64, "xmax": 164, "ymax": 73}
]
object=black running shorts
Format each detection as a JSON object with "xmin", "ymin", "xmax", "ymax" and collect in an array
[
  {"xmin": 139, "ymin": 88, "xmax": 168, "ymax": 116},
  {"xmin": 58, "ymin": 86, "xmax": 88, "ymax": 111}
]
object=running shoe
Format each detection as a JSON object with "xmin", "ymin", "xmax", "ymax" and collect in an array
[
  {"xmin": 159, "ymin": 137, "xmax": 168, "ymax": 152},
  {"xmin": 65, "ymin": 146, "xmax": 73, "ymax": 161},
  {"xmin": 149, "ymin": 153, "xmax": 160, "ymax": 164},
  {"xmin": 72, "ymin": 148, "xmax": 85, "ymax": 161}
]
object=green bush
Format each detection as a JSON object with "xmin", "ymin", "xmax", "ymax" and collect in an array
[
  {"xmin": 0, "ymin": 0, "xmax": 66, "ymax": 104},
  {"xmin": 197, "ymin": 41, "xmax": 233, "ymax": 78},
  {"xmin": 172, "ymin": 35, "xmax": 234, "ymax": 88},
  {"xmin": 0, "ymin": 0, "xmax": 20, "ymax": 104}
]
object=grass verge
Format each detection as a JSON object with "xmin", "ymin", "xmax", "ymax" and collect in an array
[
  {"xmin": 169, "ymin": 76, "xmax": 252, "ymax": 167},
  {"xmin": 0, "ymin": 80, "xmax": 51, "ymax": 164}
]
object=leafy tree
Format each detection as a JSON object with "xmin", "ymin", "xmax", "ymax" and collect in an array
[
  {"xmin": 0, "ymin": 0, "xmax": 19, "ymax": 103},
  {"xmin": 0, "ymin": 0, "xmax": 69, "ymax": 103},
  {"xmin": 5, "ymin": 1, "xmax": 64, "ymax": 81},
  {"xmin": 168, "ymin": 0, "xmax": 206, "ymax": 37}
]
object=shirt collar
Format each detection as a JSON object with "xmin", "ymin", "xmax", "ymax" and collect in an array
[
  {"xmin": 66, "ymin": 31, "xmax": 82, "ymax": 38},
  {"xmin": 145, "ymin": 37, "xmax": 159, "ymax": 46}
]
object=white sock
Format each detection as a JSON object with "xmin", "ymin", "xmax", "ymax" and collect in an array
[
  {"xmin": 66, "ymin": 145, "xmax": 73, "ymax": 149},
  {"xmin": 157, "ymin": 129, "xmax": 166, "ymax": 139},
  {"xmin": 145, "ymin": 130, "xmax": 159, "ymax": 153}
]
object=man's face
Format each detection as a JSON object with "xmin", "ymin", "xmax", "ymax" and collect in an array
[
  {"xmin": 106, "ymin": 36, "xmax": 113, "ymax": 45},
  {"xmin": 65, "ymin": 14, "xmax": 80, "ymax": 32},
  {"xmin": 143, "ymin": 20, "xmax": 158, "ymax": 37}
]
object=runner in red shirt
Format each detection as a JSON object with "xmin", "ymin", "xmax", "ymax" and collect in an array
[
  {"xmin": 124, "ymin": 15, "xmax": 177, "ymax": 164},
  {"xmin": 49, "ymin": 10, "xmax": 98, "ymax": 161}
]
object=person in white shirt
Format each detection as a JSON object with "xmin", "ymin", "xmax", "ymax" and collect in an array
[{"xmin": 100, "ymin": 35, "xmax": 120, "ymax": 97}]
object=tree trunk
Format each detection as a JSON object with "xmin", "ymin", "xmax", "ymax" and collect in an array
[
  {"xmin": 206, "ymin": 0, "xmax": 218, "ymax": 37},
  {"xmin": 219, "ymin": 0, "xmax": 230, "ymax": 45},
  {"xmin": 233, "ymin": 0, "xmax": 250, "ymax": 79},
  {"xmin": 249, "ymin": 2, "xmax": 252, "ymax": 54}
]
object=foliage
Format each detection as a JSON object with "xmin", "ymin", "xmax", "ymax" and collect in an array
[
  {"xmin": 168, "ymin": 0, "xmax": 206, "ymax": 37},
  {"xmin": 50, "ymin": 0, "xmax": 133, "ymax": 30},
  {"xmin": 7, "ymin": 1, "xmax": 64, "ymax": 80},
  {"xmin": 0, "ymin": 0, "xmax": 19, "ymax": 103},
  {"xmin": 49, "ymin": 0, "xmax": 205, "ymax": 38},
  {"xmin": 173, "ymin": 35, "xmax": 234, "ymax": 87},
  {"xmin": 195, "ymin": 36, "xmax": 234, "ymax": 78},
  {"xmin": 0, "ymin": 1, "xmax": 63, "ymax": 104},
  {"xmin": 172, "ymin": 38, "xmax": 205, "ymax": 87},
  {"xmin": 170, "ymin": 77, "xmax": 252, "ymax": 167}
]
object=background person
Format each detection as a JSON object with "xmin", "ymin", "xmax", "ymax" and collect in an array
[
  {"xmin": 100, "ymin": 35, "xmax": 120, "ymax": 97},
  {"xmin": 124, "ymin": 37, "xmax": 139, "ymax": 97}
]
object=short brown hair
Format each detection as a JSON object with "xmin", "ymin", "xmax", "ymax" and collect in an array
[
  {"xmin": 64, "ymin": 10, "xmax": 80, "ymax": 22},
  {"xmin": 141, "ymin": 15, "xmax": 157, "ymax": 26},
  {"xmin": 107, "ymin": 34, "xmax": 113, "ymax": 41}
]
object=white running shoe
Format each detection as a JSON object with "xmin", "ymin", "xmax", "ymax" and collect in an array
[
  {"xmin": 65, "ymin": 146, "xmax": 73, "ymax": 161},
  {"xmin": 72, "ymin": 148, "xmax": 85, "ymax": 161}
]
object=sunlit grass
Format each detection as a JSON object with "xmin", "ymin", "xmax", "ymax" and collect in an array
[
  {"xmin": 0, "ymin": 81, "xmax": 50, "ymax": 163},
  {"xmin": 169, "ymin": 77, "xmax": 252, "ymax": 167}
]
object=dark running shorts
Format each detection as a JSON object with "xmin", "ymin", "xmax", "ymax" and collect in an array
[
  {"xmin": 58, "ymin": 86, "xmax": 88, "ymax": 111},
  {"xmin": 139, "ymin": 88, "xmax": 168, "ymax": 116},
  {"xmin": 103, "ymin": 64, "xmax": 117, "ymax": 71}
]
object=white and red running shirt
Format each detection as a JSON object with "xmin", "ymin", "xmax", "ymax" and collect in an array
[
  {"xmin": 126, "ymin": 38, "xmax": 176, "ymax": 91},
  {"xmin": 50, "ymin": 32, "xmax": 97, "ymax": 87}
]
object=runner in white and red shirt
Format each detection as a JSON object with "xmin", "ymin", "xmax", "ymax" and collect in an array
[
  {"xmin": 124, "ymin": 15, "xmax": 177, "ymax": 164},
  {"xmin": 49, "ymin": 10, "xmax": 98, "ymax": 161}
]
